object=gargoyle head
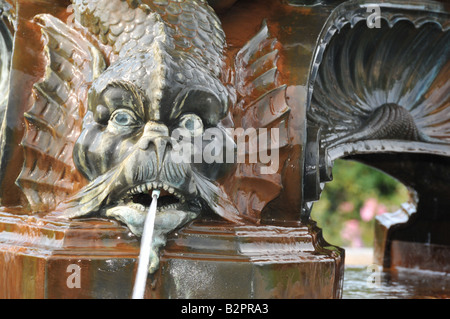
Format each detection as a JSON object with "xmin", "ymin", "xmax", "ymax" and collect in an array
[
  {"xmin": 17, "ymin": 0, "xmax": 287, "ymax": 273},
  {"xmin": 70, "ymin": 37, "xmax": 236, "ymax": 271}
]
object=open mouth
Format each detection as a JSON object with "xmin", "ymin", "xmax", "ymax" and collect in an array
[
  {"xmin": 123, "ymin": 182, "xmax": 186, "ymax": 212},
  {"xmin": 102, "ymin": 180, "xmax": 202, "ymax": 274},
  {"xmin": 103, "ymin": 180, "xmax": 202, "ymax": 238}
]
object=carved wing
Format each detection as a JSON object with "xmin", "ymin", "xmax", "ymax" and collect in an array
[
  {"xmin": 223, "ymin": 22, "xmax": 291, "ymax": 224},
  {"xmin": 16, "ymin": 14, "xmax": 106, "ymax": 212}
]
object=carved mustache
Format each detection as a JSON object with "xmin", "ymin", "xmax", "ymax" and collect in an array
[
  {"xmin": 59, "ymin": 145, "xmax": 195, "ymax": 218},
  {"xmin": 59, "ymin": 150, "xmax": 245, "ymax": 225},
  {"xmin": 121, "ymin": 147, "xmax": 194, "ymax": 190}
]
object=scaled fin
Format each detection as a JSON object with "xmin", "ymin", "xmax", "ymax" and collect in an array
[
  {"xmin": 222, "ymin": 21, "xmax": 291, "ymax": 223},
  {"xmin": 16, "ymin": 14, "xmax": 106, "ymax": 212}
]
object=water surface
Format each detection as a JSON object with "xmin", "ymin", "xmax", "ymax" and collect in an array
[{"xmin": 343, "ymin": 266, "xmax": 450, "ymax": 299}]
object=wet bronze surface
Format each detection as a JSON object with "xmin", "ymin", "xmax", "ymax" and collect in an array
[
  {"xmin": 0, "ymin": 210, "xmax": 138, "ymax": 298},
  {"xmin": 0, "ymin": 212, "xmax": 343, "ymax": 298},
  {"xmin": 0, "ymin": 0, "xmax": 448, "ymax": 299}
]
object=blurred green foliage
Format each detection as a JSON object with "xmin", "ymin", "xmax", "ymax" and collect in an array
[{"xmin": 311, "ymin": 159, "xmax": 410, "ymax": 247}]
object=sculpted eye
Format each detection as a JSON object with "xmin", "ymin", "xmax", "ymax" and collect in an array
[
  {"xmin": 110, "ymin": 109, "xmax": 140, "ymax": 127},
  {"xmin": 179, "ymin": 113, "xmax": 204, "ymax": 136}
]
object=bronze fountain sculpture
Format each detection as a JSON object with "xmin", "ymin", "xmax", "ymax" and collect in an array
[{"xmin": 0, "ymin": 0, "xmax": 448, "ymax": 298}]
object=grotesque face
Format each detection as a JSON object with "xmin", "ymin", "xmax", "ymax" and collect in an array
[
  {"xmin": 72, "ymin": 53, "xmax": 234, "ymax": 272},
  {"xmin": 14, "ymin": 0, "xmax": 287, "ymax": 276}
]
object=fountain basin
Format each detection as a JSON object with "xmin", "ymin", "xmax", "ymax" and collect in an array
[{"xmin": 0, "ymin": 211, "xmax": 344, "ymax": 298}]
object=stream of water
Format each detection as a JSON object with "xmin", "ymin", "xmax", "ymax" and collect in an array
[{"xmin": 132, "ymin": 190, "xmax": 160, "ymax": 299}]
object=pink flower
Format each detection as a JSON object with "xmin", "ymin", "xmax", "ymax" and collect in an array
[
  {"xmin": 360, "ymin": 198, "xmax": 378, "ymax": 221},
  {"xmin": 341, "ymin": 219, "xmax": 363, "ymax": 248},
  {"xmin": 339, "ymin": 201, "xmax": 355, "ymax": 213}
]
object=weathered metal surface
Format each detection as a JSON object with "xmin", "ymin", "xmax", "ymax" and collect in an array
[{"xmin": 0, "ymin": 0, "xmax": 448, "ymax": 298}]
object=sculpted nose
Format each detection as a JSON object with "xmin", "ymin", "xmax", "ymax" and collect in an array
[
  {"xmin": 139, "ymin": 122, "xmax": 171, "ymax": 168},
  {"xmin": 139, "ymin": 122, "xmax": 169, "ymax": 149}
]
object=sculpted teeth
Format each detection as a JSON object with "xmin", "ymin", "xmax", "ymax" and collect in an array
[
  {"xmin": 125, "ymin": 182, "xmax": 186, "ymax": 201},
  {"xmin": 129, "ymin": 203, "xmax": 146, "ymax": 212}
]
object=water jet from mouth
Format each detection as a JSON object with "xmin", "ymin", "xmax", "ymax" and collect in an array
[{"xmin": 132, "ymin": 189, "xmax": 160, "ymax": 299}]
